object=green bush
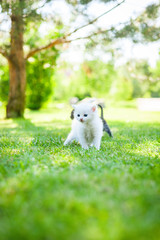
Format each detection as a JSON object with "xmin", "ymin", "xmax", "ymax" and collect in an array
[
  {"xmin": 0, "ymin": 51, "xmax": 58, "ymax": 110},
  {"xmin": 26, "ymin": 47, "xmax": 59, "ymax": 110},
  {"xmin": 112, "ymin": 76, "xmax": 133, "ymax": 100},
  {"xmin": 150, "ymin": 60, "xmax": 160, "ymax": 97},
  {"xmin": 54, "ymin": 60, "xmax": 118, "ymax": 100},
  {"xmin": 0, "ymin": 59, "xmax": 9, "ymax": 103}
]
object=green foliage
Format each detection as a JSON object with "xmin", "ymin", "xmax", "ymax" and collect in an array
[
  {"xmin": 111, "ymin": 72, "xmax": 133, "ymax": 100},
  {"xmin": 131, "ymin": 4, "xmax": 160, "ymax": 43},
  {"xmin": 0, "ymin": 59, "xmax": 9, "ymax": 103},
  {"xmin": 54, "ymin": 56, "xmax": 160, "ymax": 101},
  {"xmin": 115, "ymin": 21, "xmax": 139, "ymax": 43},
  {"xmin": 0, "ymin": 48, "xmax": 59, "ymax": 110},
  {"xmin": 124, "ymin": 59, "xmax": 160, "ymax": 98},
  {"xmin": 140, "ymin": 23, "xmax": 160, "ymax": 42},
  {"xmin": 150, "ymin": 60, "xmax": 160, "ymax": 97},
  {"xmin": 0, "ymin": 20, "xmax": 60, "ymax": 109},
  {"xmin": 54, "ymin": 60, "xmax": 118, "ymax": 100},
  {"xmin": 24, "ymin": 21, "xmax": 60, "ymax": 110},
  {"xmin": 83, "ymin": 61, "xmax": 117, "ymax": 96},
  {"xmin": 26, "ymin": 47, "xmax": 58, "ymax": 110},
  {"xmin": 108, "ymin": 3, "xmax": 160, "ymax": 43},
  {"xmin": 0, "ymin": 106, "xmax": 160, "ymax": 239},
  {"xmin": 66, "ymin": 0, "xmax": 114, "ymax": 6},
  {"xmin": 146, "ymin": 4, "xmax": 159, "ymax": 19}
]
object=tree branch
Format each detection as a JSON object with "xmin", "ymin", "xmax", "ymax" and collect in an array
[
  {"xmin": 25, "ymin": 0, "xmax": 125, "ymax": 59},
  {"xmin": 25, "ymin": 38, "xmax": 66, "ymax": 59},
  {"xmin": 66, "ymin": 0, "xmax": 125, "ymax": 37},
  {"xmin": 65, "ymin": 29, "xmax": 112, "ymax": 43},
  {"xmin": 56, "ymin": 19, "xmax": 133, "ymax": 44}
]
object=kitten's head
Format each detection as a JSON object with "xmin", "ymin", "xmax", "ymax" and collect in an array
[{"xmin": 72, "ymin": 103, "xmax": 97, "ymax": 123}]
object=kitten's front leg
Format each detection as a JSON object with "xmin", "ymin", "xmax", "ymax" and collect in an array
[
  {"xmin": 78, "ymin": 135, "xmax": 89, "ymax": 150},
  {"xmin": 80, "ymin": 139, "xmax": 89, "ymax": 149},
  {"xmin": 82, "ymin": 144, "xmax": 89, "ymax": 150},
  {"xmin": 93, "ymin": 141, "xmax": 100, "ymax": 150},
  {"xmin": 81, "ymin": 143, "xmax": 89, "ymax": 149},
  {"xmin": 64, "ymin": 131, "xmax": 75, "ymax": 146},
  {"xmin": 93, "ymin": 134, "xmax": 102, "ymax": 150}
]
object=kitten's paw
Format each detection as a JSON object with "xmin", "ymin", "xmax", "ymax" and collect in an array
[
  {"xmin": 82, "ymin": 145, "xmax": 89, "ymax": 150},
  {"xmin": 94, "ymin": 144, "xmax": 100, "ymax": 150},
  {"xmin": 64, "ymin": 141, "xmax": 68, "ymax": 146}
]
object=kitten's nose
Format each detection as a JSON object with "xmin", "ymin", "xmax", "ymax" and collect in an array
[{"xmin": 80, "ymin": 118, "xmax": 84, "ymax": 122}]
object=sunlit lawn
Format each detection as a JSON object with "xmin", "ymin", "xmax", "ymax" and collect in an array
[{"xmin": 0, "ymin": 103, "xmax": 160, "ymax": 240}]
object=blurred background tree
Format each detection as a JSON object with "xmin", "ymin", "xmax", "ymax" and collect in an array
[
  {"xmin": 0, "ymin": 0, "xmax": 125, "ymax": 118},
  {"xmin": 0, "ymin": 0, "xmax": 160, "ymax": 118}
]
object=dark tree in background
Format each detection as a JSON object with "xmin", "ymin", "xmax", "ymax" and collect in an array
[
  {"xmin": 1, "ymin": 0, "xmax": 26, "ymax": 118},
  {"xmin": 0, "ymin": 0, "xmax": 159, "ymax": 118}
]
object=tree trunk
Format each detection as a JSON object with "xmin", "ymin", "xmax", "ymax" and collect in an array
[{"xmin": 6, "ymin": 8, "xmax": 26, "ymax": 118}]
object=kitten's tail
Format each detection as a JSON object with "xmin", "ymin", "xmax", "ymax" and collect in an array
[{"xmin": 98, "ymin": 104, "xmax": 113, "ymax": 137}]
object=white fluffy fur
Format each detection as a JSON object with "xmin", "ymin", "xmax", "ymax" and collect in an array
[{"xmin": 64, "ymin": 103, "xmax": 103, "ymax": 150}]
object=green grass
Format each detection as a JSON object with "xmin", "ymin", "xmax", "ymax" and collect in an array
[{"xmin": 0, "ymin": 104, "xmax": 160, "ymax": 240}]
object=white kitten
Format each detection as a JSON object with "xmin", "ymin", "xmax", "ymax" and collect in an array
[{"xmin": 64, "ymin": 103, "xmax": 103, "ymax": 150}]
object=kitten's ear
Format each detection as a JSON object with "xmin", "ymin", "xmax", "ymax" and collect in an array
[
  {"xmin": 72, "ymin": 104, "xmax": 77, "ymax": 109},
  {"xmin": 91, "ymin": 105, "xmax": 97, "ymax": 112}
]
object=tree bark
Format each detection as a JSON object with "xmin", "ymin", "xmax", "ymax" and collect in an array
[{"xmin": 6, "ymin": 10, "xmax": 26, "ymax": 118}]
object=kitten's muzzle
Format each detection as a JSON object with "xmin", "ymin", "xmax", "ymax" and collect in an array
[{"xmin": 80, "ymin": 118, "xmax": 84, "ymax": 122}]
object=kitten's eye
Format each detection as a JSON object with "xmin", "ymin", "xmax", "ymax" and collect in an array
[
  {"xmin": 77, "ymin": 114, "xmax": 80, "ymax": 117},
  {"xmin": 84, "ymin": 114, "xmax": 88, "ymax": 117}
]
